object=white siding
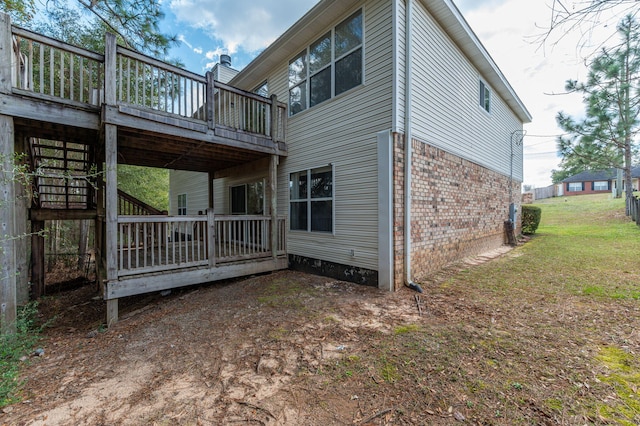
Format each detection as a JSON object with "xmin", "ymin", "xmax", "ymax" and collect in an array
[
  {"xmin": 265, "ymin": 0, "xmax": 394, "ymax": 271},
  {"xmin": 408, "ymin": 1, "xmax": 524, "ymax": 180},
  {"xmin": 168, "ymin": 170, "xmax": 209, "ymax": 215}
]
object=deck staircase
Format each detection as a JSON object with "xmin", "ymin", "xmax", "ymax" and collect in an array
[{"xmin": 29, "ymin": 138, "xmax": 95, "ymax": 210}]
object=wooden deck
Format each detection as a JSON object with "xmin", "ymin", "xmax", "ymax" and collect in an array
[
  {"xmin": 0, "ymin": 14, "xmax": 288, "ymax": 326},
  {"xmin": 110, "ymin": 214, "xmax": 287, "ymax": 299}
]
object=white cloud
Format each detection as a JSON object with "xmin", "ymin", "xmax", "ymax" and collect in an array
[
  {"xmin": 194, "ymin": 47, "xmax": 203, "ymax": 54},
  {"xmin": 169, "ymin": 0, "xmax": 317, "ymax": 54},
  {"xmin": 205, "ymin": 48, "xmax": 226, "ymax": 61}
]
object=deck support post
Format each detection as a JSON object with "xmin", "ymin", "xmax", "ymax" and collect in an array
[
  {"xmin": 269, "ymin": 154, "xmax": 279, "ymax": 258},
  {"xmin": 14, "ymin": 133, "xmax": 28, "ymax": 304},
  {"xmin": 104, "ymin": 122, "xmax": 118, "ymax": 327},
  {"xmin": 30, "ymin": 220, "xmax": 45, "ymax": 299},
  {"xmin": 207, "ymin": 208, "xmax": 216, "ymax": 268},
  {"xmin": 0, "ymin": 113, "xmax": 16, "ymax": 334},
  {"xmin": 103, "ymin": 32, "xmax": 119, "ymax": 327},
  {"xmin": 208, "ymin": 171, "xmax": 214, "ymax": 209},
  {"xmin": 0, "ymin": 15, "xmax": 17, "ymax": 333}
]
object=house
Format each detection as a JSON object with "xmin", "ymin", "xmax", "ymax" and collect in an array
[
  {"xmin": 170, "ymin": 0, "xmax": 532, "ymax": 290},
  {"xmin": 0, "ymin": 0, "xmax": 530, "ymax": 329},
  {"xmin": 561, "ymin": 167, "xmax": 640, "ymax": 196}
]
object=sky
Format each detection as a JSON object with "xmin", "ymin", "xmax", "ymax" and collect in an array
[{"xmin": 159, "ymin": 0, "xmax": 633, "ymax": 188}]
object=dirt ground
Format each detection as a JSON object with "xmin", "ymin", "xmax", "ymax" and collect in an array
[{"xmin": 0, "ymin": 244, "xmax": 637, "ymax": 425}]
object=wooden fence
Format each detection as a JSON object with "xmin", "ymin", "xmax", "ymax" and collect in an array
[{"xmin": 628, "ymin": 196, "xmax": 640, "ymax": 226}]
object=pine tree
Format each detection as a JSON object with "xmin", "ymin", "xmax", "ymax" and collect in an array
[{"xmin": 557, "ymin": 15, "xmax": 640, "ymax": 209}]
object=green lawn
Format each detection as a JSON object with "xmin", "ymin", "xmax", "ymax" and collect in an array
[{"xmin": 350, "ymin": 193, "xmax": 640, "ymax": 424}]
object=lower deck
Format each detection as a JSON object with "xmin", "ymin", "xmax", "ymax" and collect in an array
[{"xmin": 108, "ymin": 213, "xmax": 287, "ymax": 299}]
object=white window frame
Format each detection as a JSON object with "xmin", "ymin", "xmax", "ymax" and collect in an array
[
  {"xmin": 479, "ymin": 80, "xmax": 491, "ymax": 113},
  {"xmin": 593, "ymin": 181, "xmax": 608, "ymax": 191},
  {"xmin": 289, "ymin": 165, "xmax": 335, "ymax": 234},
  {"xmin": 568, "ymin": 182, "xmax": 583, "ymax": 192},
  {"xmin": 288, "ymin": 8, "xmax": 364, "ymax": 116},
  {"xmin": 177, "ymin": 193, "xmax": 187, "ymax": 215}
]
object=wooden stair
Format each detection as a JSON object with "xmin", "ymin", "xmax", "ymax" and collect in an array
[{"xmin": 29, "ymin": 138, "xmax": 95, "ymax": 210}]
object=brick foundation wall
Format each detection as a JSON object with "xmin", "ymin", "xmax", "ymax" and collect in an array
[{"xmin": 393, "ymin": 133, "xmax": 521, "ymax": 289}]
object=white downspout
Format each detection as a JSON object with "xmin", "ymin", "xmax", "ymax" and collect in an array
[{"xmin": 404, "ymin": 0, "xmax": 422, "ymax": 292}]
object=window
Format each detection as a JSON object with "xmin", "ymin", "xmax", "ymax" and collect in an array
[
  {"xmin": 290, "ymin": 166, "xmax": 333, "ymax": 232},
  {"xmin": 568, "ymin": 182, "xmax": 583, "ymax": 192},
  {"xmin": 593, "ymin": 181, "xmax": 609, "ymax": 191},
  {"xmin": 177, "ymin": 194, "xmax": 187, "ymax": 215},
  {"xmin": 288, "ymin": 9, "xmax": 363, "ymax": 115},
  {"xmin": 230, "ymin": 181, "xmax": 264, "ymax": 215},
  {"xmin": 479, "ymin": 80, "xmax": 490, "ymax": 113},
  {"xmin": 253, "ymin": 81, "xmax": 268, "ymax": 97}
]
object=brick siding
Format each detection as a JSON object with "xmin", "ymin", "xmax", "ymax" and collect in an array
[{"xmin": 393, "ymin": 133, "xmax": 520, "ymax": 290}]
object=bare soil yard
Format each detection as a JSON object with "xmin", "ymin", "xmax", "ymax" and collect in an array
[{"xmin": 1, "ymin": 238, "xmax": 639, "ymax": 425}]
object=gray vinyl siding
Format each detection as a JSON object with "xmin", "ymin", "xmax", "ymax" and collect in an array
[
  {"xmin": 393, "ymin": 0, "xmax": 406, "ymax": 132},
  {"xmin": 408, "ymin": 1, "xmax": 524, "ymax": 180},
  {"xmin": 214, "ymin": 64, "xmax": 239, "ymax": 84},
  {"xmin": 264, "ymin": 0, "xmax": 394, "ymax": 271},
  {"xmin": 168, "ymin": 170, "xmax": 208, "ymax": 215}
]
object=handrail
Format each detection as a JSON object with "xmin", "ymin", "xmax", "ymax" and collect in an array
[
  {"xmin": 116, "ymin": 45, "xmax": 205, "ymax": 83},
  {"xmin": 118, "ymin": 189, "xmax": 165, "ymax": 216}
]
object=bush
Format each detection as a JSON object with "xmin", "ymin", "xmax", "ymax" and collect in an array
[
  {"xmin": 0, "ymin": 302, "xmax": 42, "ymax": 407},
  {"xmin": 521, "ymin": 205, "xmax": 542, "ymax": 235}
]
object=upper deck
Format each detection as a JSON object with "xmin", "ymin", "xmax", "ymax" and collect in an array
[{"xmin": 3, "ymin": 22, "xmax": 287, "ymax": 173}]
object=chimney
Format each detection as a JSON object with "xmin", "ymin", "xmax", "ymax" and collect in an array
[{"xmin": 220, "ymin": 54, "xmax": 231, "ymax": 67}]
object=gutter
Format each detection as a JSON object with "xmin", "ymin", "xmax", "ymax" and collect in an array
[{"xmin": 404, "ymin": 0, "xmax": 422, "ymax": 293}]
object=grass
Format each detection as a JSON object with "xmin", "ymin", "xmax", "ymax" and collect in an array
[
  {"xmin": 0, "ymin": 302, "xmax": 42, "ymax": 407},
  {"xmin": 315, "ymin": 193, "xmax": 640, "ymax": 423}
]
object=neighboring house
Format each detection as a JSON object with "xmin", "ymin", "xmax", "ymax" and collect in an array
[
  {"xmin": 561, "ymin": 167, "xmax": 640, "ymax": 196},
  {"xmin": 170, "ymin": 0, "xmax": 532, "ymax": 290}
]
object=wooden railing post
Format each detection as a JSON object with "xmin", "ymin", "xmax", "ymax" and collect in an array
[
  {"xmin": 206, "ymin": 72, "xmax": 216, "ymax": 130},
  {"xmin": 207, "ymin": 208, "xmax": 216, "ymax": 267},
  {"xmin": 104, "ymin": 33, "xmax": 117, "ymax": 105},
  {"xmin": 270, "ymin": 94, "xmax": 278, "ymax": 140},
  {"xmin": 0, "ymin": 13, "xmax": 12, "ymax": 94}
]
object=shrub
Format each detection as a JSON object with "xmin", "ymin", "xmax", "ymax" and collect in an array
[
  {"xmin": 0, "ymin": 302, "xmax": 42, "ymax": 407},
  {"xmin": 521, "ymin": 205, "xmax": 542, "ymax": 235}
]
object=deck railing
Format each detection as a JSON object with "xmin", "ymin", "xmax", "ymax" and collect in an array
[
  {"xmin": 117, "ymin": 214, "xmax": 286, "ymax": 276},
  {"xmin": 9, "ymin": 25, "xmax": 286, "ymax": 142},
  {"xmin": 214, "ymin": 82, "xmax": 287, "ymax": 142},
  {"xmin": 12, "ymin": 27, "xmax": 104, "ymax": 107},
  {"xmin": 116, "ymin": 46, "xmax": 207, "ymax": 120}
]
